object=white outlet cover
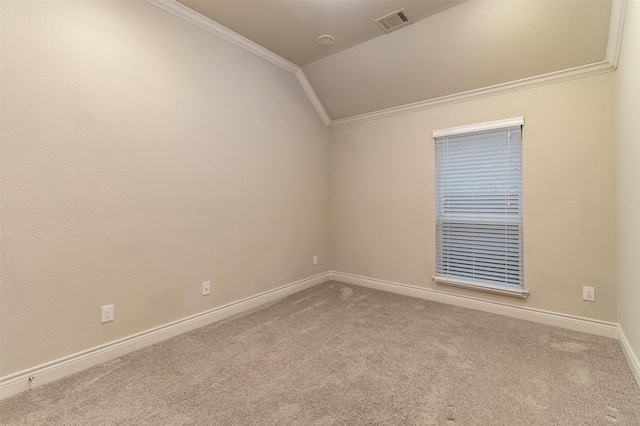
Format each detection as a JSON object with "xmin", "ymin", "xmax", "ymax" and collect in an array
[
  {"xmin": 101, "ymin": 304, "xmax": 114, "ymax": 323},
  {"xmin": 582, "ymin": 286, "xmax": 595, "ymax": 301},
  {"xmin": 313, "ymin": 255, "xmax": 318, "ymax": 265},
  {"xmin": 202, "ymin": 281, "xmax": 211, "ymax": 296}
]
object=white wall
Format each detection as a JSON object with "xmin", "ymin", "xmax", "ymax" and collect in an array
[
  {"xmin": 615, "ymin": 0, "xmax": 640, "ymax": 371},
  {"xmin": 331, "ymin": 73, "xmax": 617, "ymax": 322},
  {"xmin": 0, "ymin": 1, "xmax": 330, "ymax": 376}
]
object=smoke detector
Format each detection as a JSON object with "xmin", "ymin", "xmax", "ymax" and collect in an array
[
  {"xmin": 375, "ymin": 9, "xmax": 410, "ymax": 33},
  {"xmin": 317, "ymin": 35, "xmax": 334, "ymax": 45}
]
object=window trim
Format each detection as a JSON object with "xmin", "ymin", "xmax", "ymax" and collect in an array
[
  {"xmin": 432, "ymin": 117, "xmax": 524, "ymax": 139},
  {"xmin": 432, "ymin": 117, "xmax": 528, "ymax": 299},
  {"xmin": 433, "ymin": 277, "xmax": 529, "ymax": 299}
]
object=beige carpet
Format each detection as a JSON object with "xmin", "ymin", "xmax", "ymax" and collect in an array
[{"xmin": 1, "ymin": 281, "xmax": 639, "ymax": 425}]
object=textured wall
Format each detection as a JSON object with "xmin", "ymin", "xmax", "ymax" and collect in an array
[
  {"xmin": 616, "ymin": 0, "xmax": 640, "ymax": 366},
  {"xmin": 331, "ymin": 73, "xmax": 616, "ymax": 321},
  {"xmin": 0, "ymin": 1, "xmax": 330, "ymax": 376}
]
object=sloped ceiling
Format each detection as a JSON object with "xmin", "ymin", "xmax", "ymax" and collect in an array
[
  {"xmin": 303, "ymin": 0, "xmax": 611, "ymax": 120},
  {"xmin": 172, "ymin": 0, "xmax": 613, "ymax": 122},
  {"xmin": 178, "ymin": 0, "xmax": 467, "ymax": 66}
]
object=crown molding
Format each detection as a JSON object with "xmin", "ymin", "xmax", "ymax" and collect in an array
[
  {"xmin": 328, "ymin": 0, "xmax": 627, "ymax": 127},
  {"xmin": 147, "ymin": 0, "xmax": 626, "ymax": 129},
  {"xmin": 295, "ymin": 69, "xmax": 331, "ymax": 126},
  {"xmin": 606, "ymin": 0, "xmax": 628, "ymax": 68},
  {"xmin": 147, "ymin": 0, "xmax": 299, "ymax": 73},
  {"xmin": 146, "ymin": 0, "xmax": 331, "ymax": 126},
  {"xmin": 329, "ymin": 0, "xmax": 627, "ymax": 127},
  {"xmin": 329, "ymin": 61, "xmax": 614, "ymax": 127}
]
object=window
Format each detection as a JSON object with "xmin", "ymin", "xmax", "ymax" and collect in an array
[{"xmin": 433, "ymin": 117, "xmax": 527, "ymax": 298}]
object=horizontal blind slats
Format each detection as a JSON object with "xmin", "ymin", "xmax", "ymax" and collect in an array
[{"xmin": 435, "ymin": 125, "xmax": 523, "ymax": 288}]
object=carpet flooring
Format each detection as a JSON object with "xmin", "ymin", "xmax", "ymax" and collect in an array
[{"xmin": 1, "ymin": 281, "xmax": 639, "ymax": 425}]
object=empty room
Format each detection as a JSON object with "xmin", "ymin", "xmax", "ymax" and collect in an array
[{"xmin": 1, "ymin": 0, "xmax": 639, "ymax": 424}]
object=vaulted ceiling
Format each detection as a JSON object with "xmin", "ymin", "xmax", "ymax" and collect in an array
[
  {"xmin": 178, "ymin": 0, "xmax": 468, "ymax": 66},
  {"xmin": 172, "ymin": 0, "xmax": 615, "ymax": 123}
]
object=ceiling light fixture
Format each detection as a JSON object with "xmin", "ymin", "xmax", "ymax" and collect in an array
[{"xmin": 317, "ymin": 35, "xmax": 334, "ymax": 45}]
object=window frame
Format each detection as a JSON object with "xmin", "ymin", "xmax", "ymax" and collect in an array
[{"xmin": 432, "ymin": 117, "xmax": 528, "ymax": 299}]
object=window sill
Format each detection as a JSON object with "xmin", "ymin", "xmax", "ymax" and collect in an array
[{"xmin": 433, "ymin": 277, "xmax": 529, "ymax": 299}]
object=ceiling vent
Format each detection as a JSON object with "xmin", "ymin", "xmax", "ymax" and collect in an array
[{"xmin": 375, "ymin": 9, "xmax": 410, "ymax": 33}]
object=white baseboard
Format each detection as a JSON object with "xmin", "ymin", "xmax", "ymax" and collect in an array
[
  {"xmin": 330, "ymin": 271, "xmax": 619, "ymax": 339},
  {"xmin": 4, "ymin": 271, "xmax": 637, "ymax": 400},
  {"xmin": 0, "ymin": 272, "xmax": 330, "ymax": 400},
  {"xmin": 618, "ymin": 327, "xmax": 640, "ymax": 388}
]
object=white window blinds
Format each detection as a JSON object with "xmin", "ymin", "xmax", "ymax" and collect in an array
[{"xmin": 434, "ymin": 119, "xmax": 525, "ymax": 297}]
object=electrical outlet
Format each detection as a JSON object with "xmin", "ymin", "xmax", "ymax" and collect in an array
[
  {"xmin": 202, "ymin": 281, "xmax": 211, "ymax": 296},
  {"xmin": 313, "ymin": 255, "xmax": 318, "ymax": 265},
  {"xmin": 101, "ymin": 304, "xmax": 114, "ymax": 323},
  {"xmin": 583, "ymin": 286, "xmax": 595, "ymax": 302}
]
